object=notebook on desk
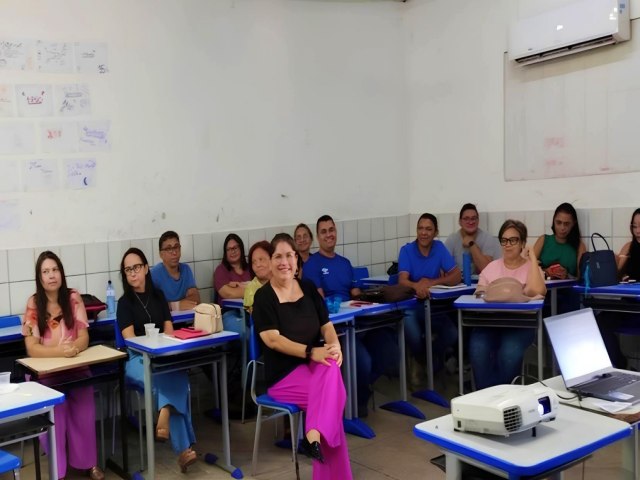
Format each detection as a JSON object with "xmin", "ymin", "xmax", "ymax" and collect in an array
[{"xmin": 544, "ymin": 308, "xmax": 640, "ymax": 404}]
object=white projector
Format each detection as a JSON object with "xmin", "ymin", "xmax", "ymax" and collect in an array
[{"xmin": 451, "ymin": 384, "xmax": 558, "ymax": 436}]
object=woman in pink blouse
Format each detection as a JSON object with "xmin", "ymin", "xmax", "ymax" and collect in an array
[{"xmin": 22, "ymin": 251, "xmax": 103, "ymax": 480}]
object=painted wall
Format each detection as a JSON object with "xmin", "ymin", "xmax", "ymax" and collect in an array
[
  {"xmin": 405, "ymin": 0, "xmax": 640, "ymax": 214},
  {"xmin": 0, "ymin": 0, "xmax": 408, "ymax": 249}
]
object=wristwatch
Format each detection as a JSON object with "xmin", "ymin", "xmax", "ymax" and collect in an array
[
  {"xmin": 466, "ymin": 241, "xmax": 475, "ymax": 249},
  {"xmin": 305, "ymin": 344, "xmax": 314, "ymax": 359}
]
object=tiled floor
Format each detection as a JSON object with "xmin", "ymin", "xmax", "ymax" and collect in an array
[{"xmin": 2, "ymin": 371, "xmax": 632, "ymax": 479}]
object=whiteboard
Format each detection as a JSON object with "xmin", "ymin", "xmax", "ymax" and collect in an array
[{"xmin": 504, "ymin": 19, "xmax": 640, "ymax": 181}]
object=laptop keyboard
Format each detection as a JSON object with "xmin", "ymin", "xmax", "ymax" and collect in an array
[{"xmin": 594, "ymin": 373, "xmax": 640, "ymax": 392}]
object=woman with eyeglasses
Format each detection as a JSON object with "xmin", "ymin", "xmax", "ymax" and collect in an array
[
  {"xmin": 213, "ymin": 233, "xmax": 251, "ymax": 335},
  {"xmin": 469, "ymin": 220, "xmax": 546, "ymax": 389},
  {"xmin": 253, "ymin": 233, "xmax": 352, "ymax": 479},
  {"xmin": 294, "ymin": 223, "xmax": 314, "ymax": 263},
  {"xmin": 596, "ymin": 208, "xmax": 640, "ymax": 368},
  {"xmin": 117, "ymin": 248, "xmax": 197, "ymax": 472},
  {"xmin": 22, "ymin": 251, "xmax": 104, "ymax": 480},
  {"xmin": 533, "ymin": 202, "xmax": 586, "ymax": 280}
]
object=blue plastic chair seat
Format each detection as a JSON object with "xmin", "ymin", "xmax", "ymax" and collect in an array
[
  {"xmin": 0, "ymin": 450, "xmax": 20, "ymax": 473},
  {"xmin": 256, "ymin": 394, "xmax": 300, "ymax": 414}
]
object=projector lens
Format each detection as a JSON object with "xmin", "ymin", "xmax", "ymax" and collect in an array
[{"xmin": 538, "ymin": 396, "xmax": 551, "ymax": 415}]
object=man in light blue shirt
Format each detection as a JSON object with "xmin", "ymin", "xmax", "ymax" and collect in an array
[{"xmin": 151, "ymin": 230, "xmax": 200, "ymax": 310}]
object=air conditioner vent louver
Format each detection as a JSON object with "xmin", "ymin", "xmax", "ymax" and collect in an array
[
  {"xmin": 503, "ymin": 406, "xmax": 522, "ymax": 432},
  {"xmin": 508, "ymin": 0, "xmax": 630, "ymax": 66}
]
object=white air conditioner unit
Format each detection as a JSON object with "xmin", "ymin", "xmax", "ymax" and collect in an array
[{"xmin": 508, "ymin": 0, "xmax": 630, "ymax": 66}]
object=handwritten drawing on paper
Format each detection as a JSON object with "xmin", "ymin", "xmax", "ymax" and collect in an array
[
  {"xmin": 0, "ymin": 123, "xmax": 35, "ymax": 154},
  {"xmin": 55, "ymin": 84, "xmax": 91, "ymax": 116},
  {"xmin": 75, "ymin": 42, "xmax": 108, "ymax": 74},
  {"xmin": 23, "ymin": 159, "xmax": 58, "ymax": 192},
  {"xmin": 36, "ymin": 41, "xmax": 74, "ymax": 73},
  {"xmin": 16, "ymin": 84, "xmax": 53, "ymax": 117},
  {"xmin": 78, "ymin": 120, "xmax": 110, "ymax": 151},
  {"xmin": 0, "ymin": 84, "xmax": 14, "ymax": 117},
  {"xmin": 0, "ymin": 40, "xmax": 30, "ymax": 70},
  {"xmin": 0, "ymin": 199, "xmax": 20, "ymax": 232},
  {"xmin": 0, "ymin": 160, "xmax": 20, "ymax": 193},
  {"xmin": 65, "ymin": 158, "xmax": 96, "ymax": 189},
  {"xmin": 41, "ymin": 121, "xmax": 78, "ymax": 153}
]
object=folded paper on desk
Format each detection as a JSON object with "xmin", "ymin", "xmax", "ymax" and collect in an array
[
  {"xmin": 174, "ymin": 327, "xmax": 209, "ymax": 340},
  {"xmin": 594, "ymin": 401, "xmax": 632, "ymax": 413}
]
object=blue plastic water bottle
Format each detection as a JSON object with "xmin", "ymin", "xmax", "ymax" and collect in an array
[
  {"xmin": 462, "ymin": 252, "xmax": 472, "ymax": 286},
  {"xmin": 106, "ymin": 280, "xmax": 116, "ymax": 315},
  {"xmin": 584, "ymin": 263, "xmax": 591, "ymax": 291}
]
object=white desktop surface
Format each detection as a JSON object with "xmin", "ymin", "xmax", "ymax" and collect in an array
[{"xmin": 414, "ymin": 404, "xmax": 631, "ymax": 479}]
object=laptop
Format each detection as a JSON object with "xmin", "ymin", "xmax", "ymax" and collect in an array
[{"xmin": 544, "ymin": 308, "xmax": 640, "ymax": 404}]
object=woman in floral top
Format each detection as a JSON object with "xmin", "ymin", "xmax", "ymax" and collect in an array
[{"xmin": 22, "ymin": 251, "xmax": 103, "ymax": 480}]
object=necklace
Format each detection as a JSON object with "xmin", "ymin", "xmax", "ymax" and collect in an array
[{"xmin": 135, "ymin": 292, "xmax": 152, "ymax": 322}]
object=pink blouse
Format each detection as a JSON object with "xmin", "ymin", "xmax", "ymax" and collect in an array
[
  {"xmin": 478, "ymin": 259, "xmax": 532, "ymax": 287},
  {"xmin": 22, "ymin": 289, "xmax": 88, "ymax": 346}
]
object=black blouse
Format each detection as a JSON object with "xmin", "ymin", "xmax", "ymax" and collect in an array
[
  {"xmin": 253, "ymin": 279, "xmax": 329, "ymax": 386},
  {"xmin": 116, "ymin": 288, "xmax": 172, "ymax": 337}
]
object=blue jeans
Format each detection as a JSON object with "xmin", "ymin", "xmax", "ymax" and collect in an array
[
  {"xmin": 355, "ymin": 328, "xmax": 399, "ymax": 408},
  {"xmin": 403, "ymin": 306, "xmax": 457, "ymax": 363},
  {"xmin": 222, "ymin": 309, "xmax": 246, "ymax": 341},
  {"xmin": 469, "ymin": 328, "xmax": 535, "ymax": 389}
]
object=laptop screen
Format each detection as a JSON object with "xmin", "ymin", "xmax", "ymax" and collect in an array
[{"xmin": 544, "ymin": 308, "xmax": 613, "ymax": 387}]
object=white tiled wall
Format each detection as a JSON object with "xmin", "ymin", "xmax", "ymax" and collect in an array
[{"xmin": 0, "ymin": 209, "xmax": 637, "ymax": 316}]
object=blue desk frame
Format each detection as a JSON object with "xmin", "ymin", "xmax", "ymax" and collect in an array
[
  {"xmin": 125, "ymin": 331, "xmax": 241, "ymax": 479},
  {"xmin": 414, "ymin": 404, "xmax": 631, "ymax": 480}
]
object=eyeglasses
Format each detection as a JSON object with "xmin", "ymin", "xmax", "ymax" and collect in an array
[
  {"xmin": 161, "ymin": 244, "xmax": 181, "ymax": 254},
  {"xmin": 124, "ymin": 263, "xmax": 144, "ymax": 276},
  {"xmin": 461, "ymin": 216, "xmax": 479, "ymax": 223},
  {"xmin": 273, "ymin": 252, "xmax": 297, "ymax": 261},
  {"xmin": 499, "ymin": 237, "xmax": 521, "ymax": 246},
  {"xmin": 226, "ymin": 245, "xmax": 240, "ymax": 253}
]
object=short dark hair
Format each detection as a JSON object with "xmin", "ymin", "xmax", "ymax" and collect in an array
[
  {"xmin": 248, "ymin": 241, "xmax": 273, "ymax": 277},
  {"xmin": 459, "ymin": 203, "xmax": 478, "ymax": 219},
  {"xmin": 34, "ymin": 251, "xmax": 73, "ymax": 334},
  {"xmin": 294, "ymin": 223, "xmax": 313, "ymax": 241},
  {"xmin": 316, "ymin": 215, "xmax": 335, "ymax": 233},
  {"xmin": 499, "ymin": 219, "xmax": 527, "ymax": 243},
  {"xmin": 418, "ymin": 213, "xmax": 438, "ymax": 231},
  {"xmin": 159, "ymin": 231, "xmax": 179, "ymax": 250},
  {"xmin": 222, "ymin": 233, "xmax": 248, "ymax": 271}
]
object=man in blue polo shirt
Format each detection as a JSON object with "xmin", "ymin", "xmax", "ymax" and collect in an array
[
  {"xmin": 304, "ymin": 215, "xmax": 398, "ymax": 417},
  {"xmin": 399, "ymin": 213, "xmax": 461, "ymax": 387},
  {"xmin": 151, "ymin": 230, "xmax": 200, "ymax": 310}
]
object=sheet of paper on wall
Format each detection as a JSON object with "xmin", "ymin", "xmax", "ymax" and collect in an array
[
  {"xmin": 41, "ymin": 121, "xmax": 78, "ymax": 153},
  {"xmin": 78, "ymin": 120, "xmax": 110, "ymax": 151},
  {"xmin": 0, "ymin": 160, "xmax": 20, "ymax": 194},
  {"xmin": 0, "ymin": 84, "xmax": 14, "ymax": 117},
  {"xmin": 0, "ymin": 199, "xmax": 20, "ymax": 232},
  {"xmin": 23, "ymin": 159, "xmax": 59, "ymax": 192},
  {"xmin": 0, "ymin": 123, "xmax": 35, "ymax": 154},
  {"xmin": 15, "ymin": 84, "xmax": 53, "ymax": 117},
  {"xmin": 75, "ymin": 42, "xmax": 108, "ymax": 74},
  {"xmin": 54, "ymin": 84, "xmax": 91, "ymax": 116},
  {"xmin": 36, "ymin": 40, "xmax": 74, "ymax": 74},
  {"xmin": 64, "ymin": 158, "xmax": 96, "ymax": 189},
  {"xmin": 0, "ymin": 39, "xmax": 31, "ymax": 71}
]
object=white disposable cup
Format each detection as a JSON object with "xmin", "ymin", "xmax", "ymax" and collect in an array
[
  {"xmin": 144, "ymin": 323, "xmax": 155, "ymax": 332},
  {"xmin": 147, "ymin": 328, "xmax": 160, "ymax": 338},
  {"xmin": 0, "ymin": 372, "xmax": 10, "ymax": 385}
]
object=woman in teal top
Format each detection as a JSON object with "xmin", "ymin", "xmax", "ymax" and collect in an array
[{"xmin": 533, "ymin": 203, "xmax": 586, "ymax": 279}]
